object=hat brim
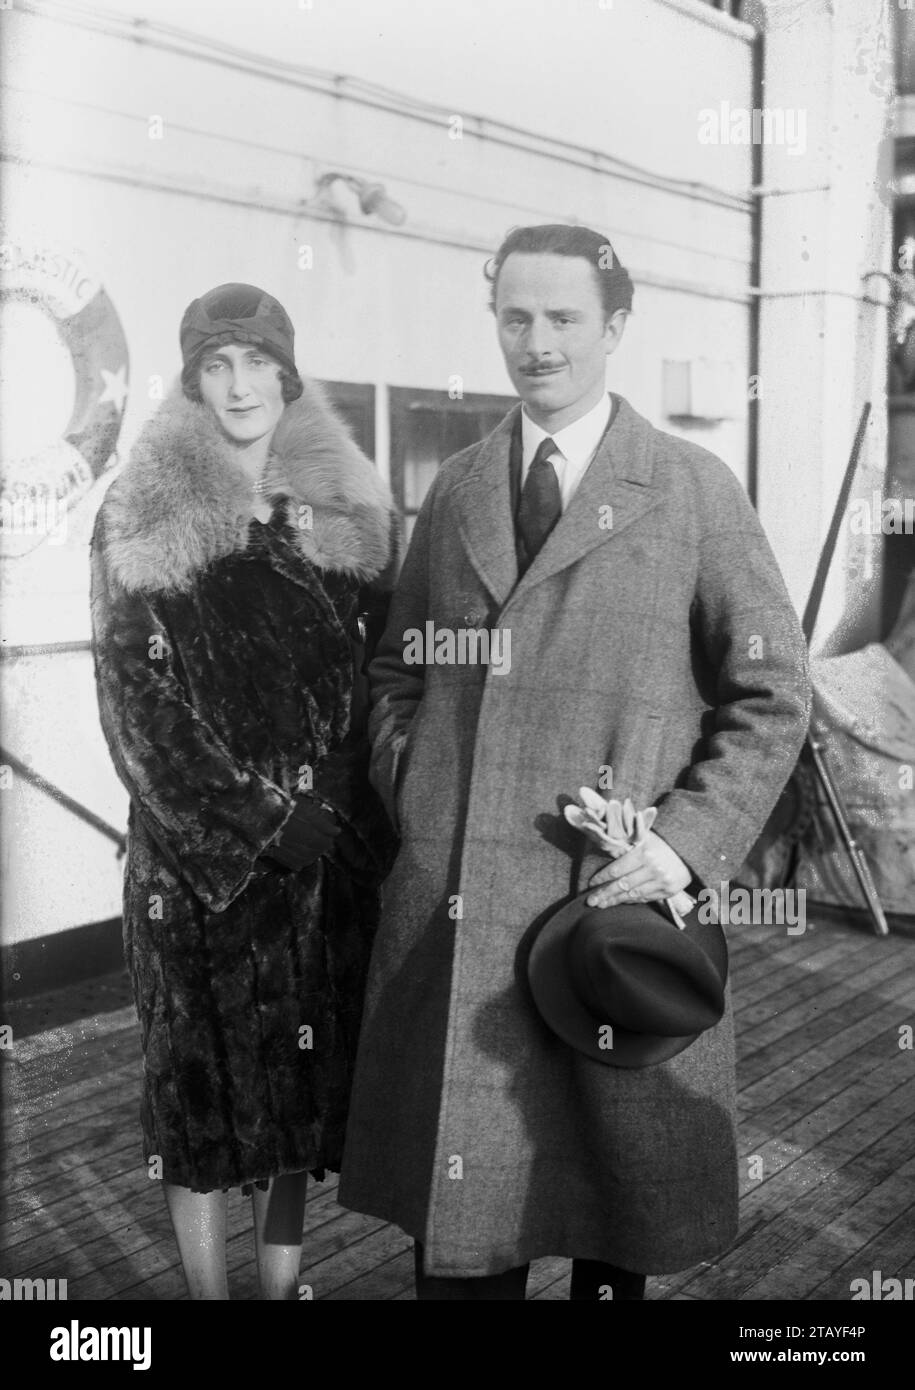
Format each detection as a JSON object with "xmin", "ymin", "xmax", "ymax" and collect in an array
[{"xmin": 527, "ymin": 893, "xmax": 727, "ymax": 1069}]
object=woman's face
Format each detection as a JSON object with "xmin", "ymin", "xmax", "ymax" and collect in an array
[{"xmin": 197, "ymin": 341, "xmax": 286, "ymax": 446}]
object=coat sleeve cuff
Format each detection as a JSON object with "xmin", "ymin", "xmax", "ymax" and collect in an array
[
  {"xmin": 651, "ymin": 799, "xmax": 761, "ymax": 894},
  {"xmin": 159, "ymin": 782, "xmax": 295, "ymax": 914}
]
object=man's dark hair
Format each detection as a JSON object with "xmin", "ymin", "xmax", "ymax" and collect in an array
[{"xmin": 484, "ymin": 224, "xmax": 634, "ymax": 320}]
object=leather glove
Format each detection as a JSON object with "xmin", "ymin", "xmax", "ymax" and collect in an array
[{"xmin": 262, "ymin": 798, "xmax": 341, "ymax": 872}]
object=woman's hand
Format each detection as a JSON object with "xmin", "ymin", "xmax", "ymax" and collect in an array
[
  {"xmin": 262, "ymin": 799, "xmax": 341, "ymax": 872},
  {"xmin": 587, "ymin": 831, "xmax": 691, "ymax": 909}
]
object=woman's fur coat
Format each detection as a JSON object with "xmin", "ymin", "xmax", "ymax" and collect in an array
[{"xmin": 91, "ymin": 382, "xmax": 398, "ymax": 1192}]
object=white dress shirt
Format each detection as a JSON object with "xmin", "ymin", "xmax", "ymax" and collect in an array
[{"xmin": 520, "ymin": 392, "xmax": 613, "ymax": 512}]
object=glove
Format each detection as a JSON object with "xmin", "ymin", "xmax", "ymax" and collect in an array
[{"xmin": 262, "ymin": 798, "xmax": 341, "ymax": 872}]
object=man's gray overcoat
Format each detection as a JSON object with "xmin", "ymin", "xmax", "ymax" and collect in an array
[{"xmin": 337, "ymin": 396, "xmax": 811, "ymax": 1277}]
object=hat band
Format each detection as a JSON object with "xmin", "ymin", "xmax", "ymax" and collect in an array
[{"xmin": 182, "ymin": 315, "xmax": 291, "ymax": 361}]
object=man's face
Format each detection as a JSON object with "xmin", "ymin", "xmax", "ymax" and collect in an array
[
  {"xmin": 494, "ymin": 253, "xmax": 626, "ymax": 431},
  {"xmin": 197, "ymin": 341, "xmax": 286, "ymax": 446}
]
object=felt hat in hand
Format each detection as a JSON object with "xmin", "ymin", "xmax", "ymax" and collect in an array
[{"xmin": 527, "ymin": 895, "xmax": 728, "ymax": 1068}]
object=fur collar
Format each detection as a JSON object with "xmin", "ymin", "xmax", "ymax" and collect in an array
[{"xmin": 100, "ymin": 381, "xmax": 395, "ymax": 593}]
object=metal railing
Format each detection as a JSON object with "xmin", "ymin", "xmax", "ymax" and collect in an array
[{"xmin": 0, "ymin": 746, "xmax": 127, "ymax": 854}]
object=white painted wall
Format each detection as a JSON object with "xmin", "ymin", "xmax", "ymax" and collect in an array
[{"xmin": 2, "ymin": 0, "xmax": 758, "ymax": 947}]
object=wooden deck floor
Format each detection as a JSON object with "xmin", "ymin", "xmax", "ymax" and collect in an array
[{"xmin": 2, "ymin": 906, "xmax": 914, "ymax": 1301}]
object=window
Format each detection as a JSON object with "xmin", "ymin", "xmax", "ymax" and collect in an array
[
  {"xmin": 318, "ymin": 380, "xmax": 375, "ymax": 459},
  {"xmin": 389, "ymin": 387, "xmax": 515, "ymax": 541}
]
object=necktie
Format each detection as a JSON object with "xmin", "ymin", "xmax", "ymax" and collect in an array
[{"xmin": 516, "ymin": 436, "xmax": 561, "ymax": 569}]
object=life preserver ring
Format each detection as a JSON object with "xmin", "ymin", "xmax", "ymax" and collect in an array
[{"xmin": 0, "ymin": 242, "xmax": 129, "ymax": 558}]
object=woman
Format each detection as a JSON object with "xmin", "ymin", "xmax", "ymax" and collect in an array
[{"xmin": 90, "ymin": 282, "xmax": 398, "ymax": 1299}]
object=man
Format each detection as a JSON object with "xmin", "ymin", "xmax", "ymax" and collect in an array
[{"xmin": 338, "ymin": 224, "xmax": 811, "ymax": 1299}]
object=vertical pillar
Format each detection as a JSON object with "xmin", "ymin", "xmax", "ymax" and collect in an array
[{"xmin": 745, "ymin": 0, "xmax": 893, "ymax": 651}]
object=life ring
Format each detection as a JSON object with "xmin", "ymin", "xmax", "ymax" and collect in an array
[{"xmin": 0, "ymin": 242, "xmax": 129, "ymax": 558}]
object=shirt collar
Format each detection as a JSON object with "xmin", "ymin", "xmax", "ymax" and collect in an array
[{"xmin": 521, "ymin": 392, "xmax": 612, "ymax": 470}]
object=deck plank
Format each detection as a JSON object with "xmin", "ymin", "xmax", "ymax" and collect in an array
[
  {"xmin": 730, "ymin": 929, "xmax": 875, "ymax": 1009},
  {"xmin": 808, "ymin": 1205, "xmax": 915, "ymax": 1300},
  {"xmin": 736, "ymin": 946, "xmax": 913, "ymax": 1060},
  {"xmin": 741, "ymin": 1159, "xmax": 915, "ymax": 1301},
  {"xmin": 682, "ymin": 1099, "xmax": 915, "ymax": 1299},
  {"xmin": 14, "ymin": 1170, "xmax": 342, "ymax": 1289},
  {"xmin": 4, "ymin": 1061, "xmax": 143, "ymax": 1150},
  {"xmin": 3, "ymin": 911, "xmax": 914, "ymax": 1301},
  {"xmin": 738, "ymin": 977, "xmax": 915, "ymax": 1111}
]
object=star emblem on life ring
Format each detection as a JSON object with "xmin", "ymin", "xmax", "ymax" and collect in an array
[{"xmin": 98, "ymin": 365, "xmax": 128, "ymax": 410}]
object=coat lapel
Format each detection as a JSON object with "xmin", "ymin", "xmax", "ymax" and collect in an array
[
  {"xmin": 505, "ymin": 395, "xmax": 661, "ymax": 606},
  {"xmin": 451, "ymin": 409, "xmax": 519, "ymax": 608},
  {"xmin": 450, "ymin": 396, "xmax": 662, "ymax": 613}
]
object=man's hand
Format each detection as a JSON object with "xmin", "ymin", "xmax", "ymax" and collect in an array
[{"xmin": 587, "ymin": 830, "xmax": 691, "ymax": 909}]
